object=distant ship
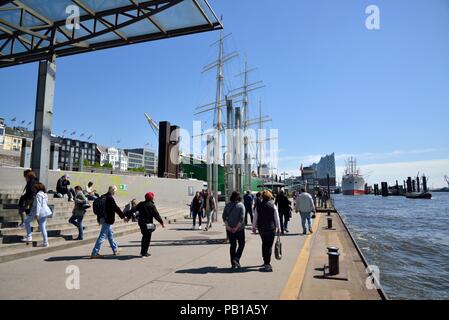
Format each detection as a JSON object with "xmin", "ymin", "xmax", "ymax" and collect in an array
[{"xmin": 342, "ymin": 157, "xmax": 366, "ymax": 195}]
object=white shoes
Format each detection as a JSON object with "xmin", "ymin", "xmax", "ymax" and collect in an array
[
  {"xmin": 37, "ymin": 243, "xmax": 49, "ymax": 248},
  {"xmin": 198, "ymin": 225, "xmax": 202, "ymax": 230}
]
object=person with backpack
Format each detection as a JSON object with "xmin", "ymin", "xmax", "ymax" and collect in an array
[
  {"xmin": 69, "ymin": 186, "xmax": 89, "ymax": 240},
  {"xmin": 21, "ymin": 182, "xmax": 53, "ymax": 247},
  {"xmin": 222, "ymin": 191, "xmax": 246, "ymax": 269},
  {"xmin": 201, "ymin": 189, "xmax": 216, "ymax": 231},
  {"xmin": 124, "ymin": 192, "xmax": 165, "ymax": 257},
  {"xmin": 91, "ymin": 186, "xmax": 126, "ymax": 258},
  {"xmin": 252, "ymin": 190, "xmax": 281, "ymax": 272}
]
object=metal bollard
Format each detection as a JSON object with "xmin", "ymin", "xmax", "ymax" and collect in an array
[
  {"xmin": 327, "ymin": 246, "xmax": 339, "ymax": 254},
  {"xmin": 328, "ymin": 251, "xmax": 340, "ymax": 275},
  {"xmin": 327, "ymin": 211, "xmax": 331, "ymax": 216},
  {"xmin": 327, "ymin": 217, "xmax": 333, "ymax": 229}
]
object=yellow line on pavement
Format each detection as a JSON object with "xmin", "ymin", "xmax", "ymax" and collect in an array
[{"xmin": 280, "ymin": 212, "xmax": 321, "ymax": 300}]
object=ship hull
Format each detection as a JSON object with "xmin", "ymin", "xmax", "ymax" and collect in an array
[
  {"xmin": 342, "ymin": 189, "xmax": 365, "ymax": 196},
  {"xmin": 342, "ymin": 175, "xmax": 365, "ymax": 196}
]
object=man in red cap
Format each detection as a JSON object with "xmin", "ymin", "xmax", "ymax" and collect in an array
[{"xmin": 125, "ymin": 191, "xmax": 164, "ymax": 257}]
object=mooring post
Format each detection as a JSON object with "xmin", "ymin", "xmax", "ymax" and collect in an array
[
  {"xmin": 327, "ymin": 248, "xmax": 340, "ymax": 275},
  {"xmin": 327, "ymin": 217, "xmax": 333, "ymax": 229}
]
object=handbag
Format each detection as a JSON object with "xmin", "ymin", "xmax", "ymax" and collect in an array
[
  {"xmin": 146, "ymin": 223, "xmax": 157, "ymax": 232},
  {"xmin": 274, "ymin": 232, "xmax": 282, "ymax": 260}
]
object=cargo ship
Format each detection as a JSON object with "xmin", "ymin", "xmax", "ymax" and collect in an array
[{"xmin": 342, "ymin": 157, "xmax": 366, "ymax": 195}]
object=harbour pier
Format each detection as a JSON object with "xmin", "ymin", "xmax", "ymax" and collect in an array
[{"xmin": 0, "ymin": 174, "xmax": 386, "ymax": 300}]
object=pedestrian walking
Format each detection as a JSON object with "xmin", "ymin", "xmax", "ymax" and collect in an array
[
  {"xmin": 190, "ymin": 191, "xmax": 203, "ymax": 230},
  {"xmin": 21, "ymin": 182, "xmax": 53, "ymax": 247},
  {"xmin": 243, "ymin": 190, "xmax": 254, "ymax": 226},
  {"xmin": 69, "ymin": 186, "xmax": 89, "ymax": 240},
  {"xmin": 253, "ymin": 190, "xmax": 281, "ymax": 272},
  {"xmin": 201, "ymin": 189, "xmax": 216, "ymax": 231},
  {"xmin": 18, "ymin": 169, "xmax": 38, "ymax": 226},
  {"xmin": 322, "ymin": 190, "xmax": 329, "ymax": 209},
  {"xmin": 125, "ymin": 192, "xmax": 165, "ymax": 257},
  {"xmin": 90, "ymin": 186, "xmax": 127, "ymax": 258},
  {"xmin": 295, "ymin": 188, "xmax": 317, "ymax": 235},
  {"xmin": 274, "ymin": 190, "xmax": 291, "ymax": 234},
  {"xmin": 222, "ymin": 191, "xmax": 246, "ymax": 269},
  {"xmin": 316, "ymin": 188, "xmax": 323, "ymax": 207}
]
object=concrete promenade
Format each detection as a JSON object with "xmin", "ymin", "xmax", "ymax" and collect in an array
[{"xmin": 0, "ymin": 208, "xmax": 384, "ymax": 300}]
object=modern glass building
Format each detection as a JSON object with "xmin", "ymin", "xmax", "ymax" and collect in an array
[{"xmin": 125, "ymin": 148, "xmax": 157, "ymax": 174}]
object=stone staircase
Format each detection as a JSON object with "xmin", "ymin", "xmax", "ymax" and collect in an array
[{"xmin": 0, "ymin": 190, "xmax": 189, "ymax": 263}]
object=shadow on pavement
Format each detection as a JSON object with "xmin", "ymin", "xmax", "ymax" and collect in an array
[
  {"xmin": 175, "ymin": 265, "xmax": 263, "ymax": 274},
  {"xmin": 44, "ymin": 255, "xmax": 141, "ymax": 262},
  {"xmin": 123, "ymin": 239, "xmax": 225, "ymax": 247}
]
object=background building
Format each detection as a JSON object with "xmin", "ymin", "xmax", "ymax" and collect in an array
[
  {"xmin": 3, "ymin": 127, "xmax": 33, "ymax": 152},
  {"xmin": 53, "ymin": 137, "xmax": 97, "ymax": 170},
  {"xmin": 96, "ymin": 146, "xmax": 128, "ymax": 171},
  {"xmin": 311, "ymin": 153, "xmax": 336, "ymax": 187},
  {"xmin": 125, "ymin": 148, "xmax": 157, "ymax": 174}
]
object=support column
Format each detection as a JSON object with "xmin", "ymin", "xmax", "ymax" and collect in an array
[
  {"xmin": 49, "ymin": 142, "xmax": 60, "ymax": 170},
  {"xmin": 20, "ymin": 138, "xmax": 32, "ymax": 168},
  {"xmin": 31, "ymin": 57, "xmax": 56, "ymax": 186}
]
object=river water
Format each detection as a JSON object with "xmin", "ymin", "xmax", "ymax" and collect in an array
[{"xmin": 333, "ymin": 192, "xmax": 449, "ymax": 300}]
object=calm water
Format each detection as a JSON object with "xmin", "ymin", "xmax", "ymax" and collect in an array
[{"xmin": 333, "ymin": 192, "xmax": 449, "ymax": 300}]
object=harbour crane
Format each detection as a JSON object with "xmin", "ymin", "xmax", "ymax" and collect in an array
[
  {"xmin": 144, "ymin": 112, "xmax": 159, "ymax": 137},
  {"xmin": 445, "ymin": 175, "xmax": 449, "ymax": 187}
]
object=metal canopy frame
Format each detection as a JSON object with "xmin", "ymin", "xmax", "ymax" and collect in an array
[{"xmin": 0, "ymin": 0, "xmax": 222, "ymax": 68}]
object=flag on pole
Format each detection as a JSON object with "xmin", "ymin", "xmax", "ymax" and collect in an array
[
  {"xmin": 70, "ymin": 131, "xmax": 76, "ymax": 135},
  {"xmin": 11, "ymin": 117, "xmax": 16, "ymax": 122},
  {"xmin": 20, "ymin": 120, "xmax": 25, "ymax": 125}
]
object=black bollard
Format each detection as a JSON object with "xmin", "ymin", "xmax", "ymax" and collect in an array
[
  {"xmin": 328, "ymin": 251, "xmax": 340, "ymax": 275},
  {"xmin": 327, "ymin": 217, "xmax": 333, "ymax": 229},
  {"xmin": 327, "ymin": 246, "xmax": 339, "ymax": 253}
]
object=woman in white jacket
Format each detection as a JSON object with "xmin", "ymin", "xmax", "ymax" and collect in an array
[{"xmin": 22, "ymin": 182, "xmax": 53, "ymax": 247}]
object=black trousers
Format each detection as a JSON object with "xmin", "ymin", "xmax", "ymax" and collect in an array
[
  {"xmin": 227, "ymin": 228, "xmax": 245, "ymax": 264},
  {"xmin": 259, "ymin": 229, "xmax": 276, "ymax": 265},
  {"xmin": 244, "ymin": 206, "xmax": 253, "ymax": 225},
  {"xmin": 279, "ymin": 211, "xmax": 289, "ymax": 233},
  {"xmin": 139, "ymin": 224, "xmax": 153, "ymax": 255}
]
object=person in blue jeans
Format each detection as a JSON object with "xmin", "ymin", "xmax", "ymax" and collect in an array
[
  {"xmin": 91, "ymin": 186, "xmax": 126, "ymax": 258},
  {"xmin": 295, "ymin": 188, "xmax": 317, "ymax": 235},
  {"xmin": 69, "ymin": 186, "xmax": 88, "ymax": 240}
]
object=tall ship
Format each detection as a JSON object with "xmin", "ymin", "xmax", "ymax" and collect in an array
[{"xmin": 342, "ymin": 157, "xmax": 366, "ymax": 195}]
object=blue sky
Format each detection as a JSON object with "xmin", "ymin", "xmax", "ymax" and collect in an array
[{"xmin": 1, "ymin": 0, "xmax": 449, "ymax": 187}]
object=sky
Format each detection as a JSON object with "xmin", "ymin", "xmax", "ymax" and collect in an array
[{"xmin": 1, "ymin": 0, "xmax": 448, "ymax": 187}]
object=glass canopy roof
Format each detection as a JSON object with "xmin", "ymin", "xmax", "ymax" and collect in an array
[{"xmin": 0, "ymin": 0, "xmax": 222, "ymax": 68}]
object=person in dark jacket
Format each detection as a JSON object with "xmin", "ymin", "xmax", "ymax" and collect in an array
[
  {"xmin": 18, "ymin": 169, "xmax": 39, "ymax": 226},
  {"xmin": 222, "ymin": 191, "xmax": 246, "ymax": 268},
  {"xmin": 253, "ymin": 190, "xmax": 281, "ymax": 272},
  {"xmin": 125, "ymin": 192, "xmax": 165, "ymax": 257},
  {"xmin": 56, "ymin": 174, "xmax": 76, "ymax": 201},
  {"xmin": 90, "ymin": 186, "xmax": 126, "ymax": 258},
  {"xmin": 190, "ymin": 192, "xmax": 203, "ymax": 230},
  {"xmin": 274, "ymin": 190, "xmax": 292, "ymax": 234},
  {"xmin": 243, "ymin": 190, "xmax": 254, "ymax": 226}
]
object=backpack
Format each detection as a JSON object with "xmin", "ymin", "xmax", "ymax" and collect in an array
[{"xmin": 93, "ymin": 195, "xmax": 107, "ymax": 218}]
